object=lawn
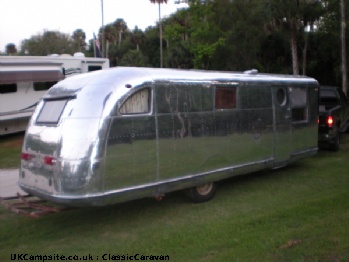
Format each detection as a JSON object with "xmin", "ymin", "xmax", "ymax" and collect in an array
[
  {"xmin": 0, "ymin": 132, "xmax": 23, "ymax": 169},
  {"xmin": 0, "ymin": 133, "xmax": 348, "ymax": 261}
]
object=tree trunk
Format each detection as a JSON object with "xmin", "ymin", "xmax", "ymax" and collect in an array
[
  {"xmin": 106, "ymin": 40, "xmax": 110, "ymax": 59},
  {"xmin": 341, "ymin": 0, "xmax": 347, "ymax": 96},
  {"xmin": 290, "ymin": 29, "xmax": 299, "ymax": 75},
  {"xmin": 118, "ymin": 31, "xmax": 122, "ymax": 48},
  {"xmin": 302, "ymin": 33, "xmax": 308, "ymax": 76}
]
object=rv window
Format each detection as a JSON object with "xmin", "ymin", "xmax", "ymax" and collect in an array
[
  {"xmin": 215, "ymin": 87, "xmax": 236, "ymax": 109},
  {"xmin": 88, "ymin": 66, "xmax": 102, "ymax": 72},
  {"xmin": 240, "ymin": 86, "xmax": 272, "ymax": 109},
  {"xmin": 189, "ymin": 85, "xmax": 213, "ymax": 112},
  {"xmin": 36, "ymin": 100, "xmax": 67, "ymax": 124},
  {"xmin": 156, "ymin": 84, "xmax": 213, "ymax": 113},
  {"xmin": 0, "ymin": 83, "xmax": 17, "ymax": 94},
  {"xmin": 33, "ymin": 81, "xmax": 58, "ymax": 91},
  {"xmin": 320, "ymin": 90, "xmax": 337, "ymax": 98},
  {"xmin": 120, "ymin": 89, "xmax": 150, "ymax": 114},
  {"xmin": 290, "ymin": 87, "xmax": 308, "ymax": 122}
]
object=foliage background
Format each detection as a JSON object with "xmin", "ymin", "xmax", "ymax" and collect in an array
[{"xmin": 2, "ymin": 0, "xmax": 348, "ymax": 88}]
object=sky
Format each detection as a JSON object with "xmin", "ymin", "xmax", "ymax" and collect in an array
[{"xmin": 0, "ymin": 0, "xmax": 188, "ymax": 53}]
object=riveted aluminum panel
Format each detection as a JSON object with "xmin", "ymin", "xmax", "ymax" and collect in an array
[{"xmin": 18, "ymin": 67, "xmax": 319, "ymax": 206}]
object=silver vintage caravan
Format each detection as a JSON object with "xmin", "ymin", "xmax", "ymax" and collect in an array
[{"xmin": 19, "ymin": 67, "xmax": 319, "ymax": 206}]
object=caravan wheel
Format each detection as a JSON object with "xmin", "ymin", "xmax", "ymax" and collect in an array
[{"xmin": 185, "ymin": 182, "xmax": 217, "ymax": 203}]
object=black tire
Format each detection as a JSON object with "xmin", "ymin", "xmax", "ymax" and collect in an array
[
  {"xmin": 185, "ymin": 182, "xmax": 217, "ymax": 203},
  {"xmin": 329, "ymin": 133, "xmax": 340, "ymax": 151}
]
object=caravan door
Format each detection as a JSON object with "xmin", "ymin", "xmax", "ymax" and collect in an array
[{"xmin": 272, "ymin": 86, "xmax": 292, "ymax": 166}]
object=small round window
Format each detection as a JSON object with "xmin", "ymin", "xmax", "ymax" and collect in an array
[{"xmin": 276, "ymin": 88, "xmax": 287, "ymax": 106}]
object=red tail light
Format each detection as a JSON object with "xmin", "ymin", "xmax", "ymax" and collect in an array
[
  {"xmin": 44, "ymin": 156, "xmax": 56, "ymax": 165},
  {"xmin": 21, "ymin": 153, "xmax": 33, "ymax": 161},
  {"xmin": 327, "ymin": 116, "xmax": 334, "ymax": 127}
]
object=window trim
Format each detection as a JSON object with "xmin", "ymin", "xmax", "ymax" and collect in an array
[
  {"xmin": 289, "ymin": 86, "xmax": 309, "ymax": 123},
  {"xmin": 215, "ymin": 86, "xmax": 237, "ymax": 110},
  {"xmin": 36, "ymin": 99, "xmax": 68, "ymax": 125},
  {"xmin": 119, "ymin": 87, "xmax": 152, "ymax": 116}
]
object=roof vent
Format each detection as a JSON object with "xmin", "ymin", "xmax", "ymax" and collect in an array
[
  {"xmin": 74, "ymin": 52, "xmax": 85, "ymax": 58},
  {"xmin": 244, "ymin": 69, "xmax": 258, "ymax": 75}
]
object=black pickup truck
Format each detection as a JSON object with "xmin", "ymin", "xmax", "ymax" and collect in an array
[{"xmin": 318, "ymin": 86, "xmax": 349, "ymax": 151}]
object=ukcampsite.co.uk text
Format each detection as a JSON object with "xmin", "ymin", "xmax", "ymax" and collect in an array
[{"xmin": 10, "ymin": 253, "xmax": 170, "ymax": 261}]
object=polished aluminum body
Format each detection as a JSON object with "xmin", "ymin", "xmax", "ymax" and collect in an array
[{"xmin": 19, "ymin": 67, "xmax": 319, "ymax": 206}]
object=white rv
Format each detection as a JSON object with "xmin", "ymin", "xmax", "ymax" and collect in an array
[{"xmin": 0, "ymin": 53, "xmax": 109, "ymax": 135}]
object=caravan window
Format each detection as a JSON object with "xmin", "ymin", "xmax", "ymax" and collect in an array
[
  {"xmin": 88, "ymin": 65, "xmax": 102, "ymax": 72},
  {"xmin": 120, "ymin": 88, "xmax": 150, "ymax": 114},
  {"xmin": 0, "ymin": 83, "xmax": 17, "ymax": 94},
  {"xmin": 36, "ymin": 100, "xmax": 67, "ymax": 125},
  {"xmin": 156, "ymin": 84, "xmax": 213, "ymax": 114},
  {"xmin": 240, "ymin": 85, "xmax": 272, "ymax": 109},
  {"xmin": 215, "ymin": 87, "xmax": 237, "ymax": 109},
  {"xmin": 290, "ymin": 87, "xmax": 308, "ymax": 122},
  {"xmin": 33, "ymin": 81, "xmax": 58, "ymax": 91}
]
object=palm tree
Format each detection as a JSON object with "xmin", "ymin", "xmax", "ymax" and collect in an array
[
  {"xmin": 103, "ymin": 24, "xmax": 117, "ymax": 58},
  {"xmin": 6, "ymin": 43, "xmax": 17, "ymax": 55},
  {"xmin": 265, "ymin": 0, "xmax": 323, "ymax": 75},
  {"xmin": 72, "ymin": 29, "xmax": 86, "ymax": 52},
  {"xmin": 150, "ymin": 0, "xmax": 168, "ymax": 68},
  {"xmin": 113, "ymin": 18, "xmax": 128, "ymax": 47},
  {"xmin": 131, "ymin": 26, "xmax": 144, "ymax": 51},
  {"xmin": 341, "ymin": 0, "xmax": 347, "ymax": 96}
]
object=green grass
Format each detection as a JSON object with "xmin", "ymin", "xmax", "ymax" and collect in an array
[
  {"xmin": 0, "ymin": 133, "xmax": 23, "ymax": 168},
  {"xmin": 1, "ymin": 134, "xmax": 349, "ymax": 261}
]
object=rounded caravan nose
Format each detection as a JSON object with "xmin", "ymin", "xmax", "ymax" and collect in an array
[
  {"xmin": 44, "ymin": 69, "xmax": 105, "ymax": 99},
  {"xmin": 19, "ymin": 67, "xmax": 157, "ymax": 206},
  {"xmin": 43, "ymin": 67, "xmax": 156, "ymax": 121}
]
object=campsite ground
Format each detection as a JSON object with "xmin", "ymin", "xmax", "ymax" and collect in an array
[{"xmin": 0, "ymin": 133, "xmax": 348, "ymax": 261}]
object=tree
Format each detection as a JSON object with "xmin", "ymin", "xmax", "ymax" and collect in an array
[
  {"xmin": 150, "ymin": 0, "xmax": 168, "ymax": 68},
  {"xmin": 166, "ymin": 43, "xmax": 193, "ymax": 68},
  {"xmin": 72, "ymin": 29, "xmax": 86, "ymax": 52},
  {"xmin": 113, "ymin": 18, "xmax": 128, "ymax": 47},
  {"xmin": 142, "ymin": 26, "xmax": 161, "ymax": 67},
  {"xmin": 186, "ymin": 0, "xmax": 225, "ymax": 69},
  {"xmin": 299, "ymin": 0, "xmax": 324, "ymax": 75},
  {"xmin": 131, "ymin": 26, "xmax": 145, "ymax": 51},
  {"xmin": 210, "ymin": 0, "xmax": 266, "ymax": 71},
  {"xmin": 306, "ymin": 0, "xmax": 348, "ymax": 87},
  {"xmin": 265, "ymin": 0, "xmax": 323, "ymax": 75},
  {"xmin": 162, "ymin": 9, "xmax": 192, "ymax": 68},
  {"xmin": 341, "ymin": 0, "xmax": 347, "ymax": 96},
  {"xmin": 120, "ymin": 50, "xmax": 148, "ymax": 66},
  {"xmin": 97, "ymin": 19, "xmax": 129, "ymax": 62},
  {"xmin": 6, "ymin": 43, "xmax": 17, "ymax": 55},
  {"xmin": 85, "ymin": 39, "xmax": 95, "ymax": 57},
  {"xmin": 21, "ymin": 30, "xmax": 74, "ymax": 55},
  {"xmin": 163, "ymin": 9, "xmax": 190, "ymax": 46},
  {"xmin": 103, "ymin": 24, "xmax": 117, "ymax": 59}
]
